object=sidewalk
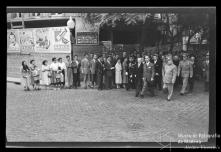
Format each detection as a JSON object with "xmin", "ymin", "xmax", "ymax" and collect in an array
[
  {"xmin": 7, "ymin": 77, "xmax": 21, "ymax": 84},
  {"xmin": 6, "ymin": 81, "xmax": 209, "ymax": 142}
]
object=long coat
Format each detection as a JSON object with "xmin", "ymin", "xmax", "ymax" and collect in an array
[
  {"xmin": 115, "ymin": 62, "xmax": 122, "ymax": 84},
  {"xmin": 202, "ymin": 60, "xmax": 209, "ymax": 82},
  {"xmin": 178, "ymin": 60, "xmax": 193, "ymax": 78},
  {"xmin": 162, "ymin": 63, "xmax": 177, "ymax": 84},
  {"xmin": 105, "ymin": 61, "xmax": 113, "ymax": 77},
  {"xmin": 65, "ymin": 60, "xmax": 73, "ymax": 87},
  {"xmin": 81, "ymin": 58, "xmax": 90, "ymax": 74}
]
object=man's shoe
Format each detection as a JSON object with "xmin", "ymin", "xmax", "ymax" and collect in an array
[
  {"xmin": 180, "ymin": 93, "xmax": 184, "ymax": 95},
  {"xmin": 167, "ymin": 98, "xmax": 171, "ymax": 101},
  {"xmin": 140, "ymin": 95, "xmax": 144, "ymax": 98}
]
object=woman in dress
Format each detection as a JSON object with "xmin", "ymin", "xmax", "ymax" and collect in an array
[
  {"xmin": 20, "ymin": 61, "xmax": 31, "ymax": 91},
  {"xmin": 122, "ymin": 57, "xmax": 129, "ymax": 90},
  {"xmin": 41, "ymin": 60, "xmax": 51, "ymax": 90},
  {"xmin": 49, "ymin": 57, "xmax": 59, "ymax": 90},
  {"xmin": 30, "ymin": 60, "xmax": 41, "ymax": 90},
  {"xmin": 115, "ymin": 58, "xmax": 122, "ymax": 89}
]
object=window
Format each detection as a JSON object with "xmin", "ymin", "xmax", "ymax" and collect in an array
[
  {"xmin": 11, "ymin": 13, "xmax": 22, "ymax": 19},
  {"xmin": 31, "ymin": 13, "xmax": 41, "ymax": 17},
  {"xmin": 50, "ymin": 13, "xmax": 64, "ymax": 17}
]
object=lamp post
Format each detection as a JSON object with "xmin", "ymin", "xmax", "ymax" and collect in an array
[{"xmin": 67, "ymin": 16, "xmax": 75, "ymax": 61}]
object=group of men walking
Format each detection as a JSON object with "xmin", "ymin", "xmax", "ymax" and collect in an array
[
  {"xmin": 21, "ymin": 49, "xmax": 209, "ymax": 101},
  {"xmin": 64, "ymin": 51, "xmax": 209, "ymax": 101}
]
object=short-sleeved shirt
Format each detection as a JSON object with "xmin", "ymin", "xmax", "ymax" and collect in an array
[
  {"xmin": 58, "ymin": 62, "xmax": 66, "ymax": 70},
  {"xmin": 50, "ymin": 62, "xmax": 59, "ymax": 71}
]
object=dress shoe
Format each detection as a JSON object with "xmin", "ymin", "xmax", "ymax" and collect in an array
[
  {"xmin": 180, "ymin": 93, "xmax": 184, "ymax": 95},
  {"xmin": 167, "ymin": 98, "xmax": 171, "ymax": 101},
  {"xmin": 140, "ymin": 95, "xmax": 144, "ymax": 98}
]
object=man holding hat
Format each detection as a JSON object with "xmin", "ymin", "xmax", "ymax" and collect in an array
[{"xmin": 178, "ymin": 53, "xmax": 193, "ymax": 95}]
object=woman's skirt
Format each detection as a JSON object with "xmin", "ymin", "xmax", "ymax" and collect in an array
[{"xmin": 51, "ymin": 71, "xmax": 57, "ymax": 84}]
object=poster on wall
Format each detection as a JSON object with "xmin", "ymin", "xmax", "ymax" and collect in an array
[
  {"xmin": 7, "ymin": 30, "xmax": 20, "ymax": 52},
  {"xmin": 52, "ymin": 27, "xmax": 71, "ymax": 52},
  {"xmin": 19, "ymin": 29, "xmax": 35, "ymax": 53},
  {"xmin": 34, "ymin": 28, "xmax": 52, "ymax": 52}
]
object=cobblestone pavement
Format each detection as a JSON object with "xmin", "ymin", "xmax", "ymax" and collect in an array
[{"xmin": 6, "ymin": 81, "xmax": 209, "ymax": 142}]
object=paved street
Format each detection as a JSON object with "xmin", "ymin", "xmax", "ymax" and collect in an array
[{"xmin": 6, "ymin": 81, "xmax": 209, "ymax": 142}]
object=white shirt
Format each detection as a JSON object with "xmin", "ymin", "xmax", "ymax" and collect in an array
[
  {"xmin": 50, "ymin": 62, "xmax": 59, "ymax": 71},
  {"xmin": 58, "ymin": 62, "xmax": 66, "ymax": 70},
  {"xmin": 146, "ymin": 62, "xmax": 150, "ymax": 66},
  {"xmin": 138, "ymin": 63, "xmax": 141, "ymax": 67},
  {"xmin": 76, "ymin": 60, "xmax": 79, "ymax": 66}
]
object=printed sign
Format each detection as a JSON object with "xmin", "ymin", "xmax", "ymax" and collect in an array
[
  {"xmin": 52, "ymin": 27, "xmax": 71, "ymax": 52},
  {"xmin": 76, "ymin": 32, "xmax": 98, "ymax": 45},
  {"xmin": 34, "ymin": 28, "xmax": 51, "ymax": 52},
  {"xmin": 7, "ymin": 30, "xmax": 20, "ymax": 52},
  {"xmin": 19, "ymin": 29, "xmax": 35, "ymax": 53}
]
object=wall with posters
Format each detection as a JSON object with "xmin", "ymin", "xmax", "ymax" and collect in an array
[
  {"xmin": 19, "ymin": 29, "xmax": 35, "ymax": 53},
  {"xmin": 7, "ymin": 30, "xmax": 20, "ymax": 52},
  {"xmin": 7, "ymin": 26, "xmax": 71, "ymax": 53},
  {"xmin": 52, "ymin": 27, "xmax": 71, "ymax": 52}
]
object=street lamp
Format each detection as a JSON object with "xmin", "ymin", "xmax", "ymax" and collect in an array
[{"xmin": 67, "ymin": 16, "xmax": 75, "ymax": 60}]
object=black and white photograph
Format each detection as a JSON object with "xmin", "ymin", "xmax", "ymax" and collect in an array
[{"xmin": 6, "ymin": 7, "xmax": 216, "ymax": 148}]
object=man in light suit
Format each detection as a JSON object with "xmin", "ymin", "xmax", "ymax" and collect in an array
[
  {"xmin": 162, "ymin": 56, "xmax": 177, "ymax": 101},
  {"xmin": 140, "ymin": 55, "xmax": 155, "ymax": 98},
  {"xmin": 81, "ymin": 53, "xmax": 90, "ymax": 89},
  {"xmin": 90, "ymin": 54, "xmax": 97, "ymax": 88},
  {"xmin": 178, "ymin": 53, "xmax": 193, "ymax": 95}
]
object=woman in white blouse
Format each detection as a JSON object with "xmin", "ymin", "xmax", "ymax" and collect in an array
[
  {"xmin": 115, "ymin": 58, "xmax": 122, "ymax": 89},
  {"xmin": 41, "ymin": 60, "xmax": 51, "ymax": 90}
]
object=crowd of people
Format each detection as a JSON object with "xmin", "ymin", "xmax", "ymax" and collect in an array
[{"xmin": 20, "ymin": 50, "xmax": 209, "ymax": 101}]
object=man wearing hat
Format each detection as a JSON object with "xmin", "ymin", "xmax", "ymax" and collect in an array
[
  {"xmin": 178, "ymin": 53, "xmax": 193, "ymax": 95},
  {"xmin": 202, "ymin": 52, "xmax": 209, "ymax": 92}
]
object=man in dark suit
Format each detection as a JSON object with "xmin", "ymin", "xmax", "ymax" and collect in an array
[
  {"xmin": 140, "ymin": 55, "xmax": 155, "ymax": 98},
  {"xmin": 153, "ymin": 54, "xmax": 162, "ymax": 90},
  {"xmin": 74, "ymin": 55, "xmax": 81, "ymax": 87},
  {"xmin": 135, "ymin": 58, "xmax": 143, "ymax": 97},
  {"xmin": 105, "ymin": 56, "xmax": 114, "ymax": 89},
  {"xmin": 89, "ymin": 54, "xmax": 97, "ymax": 88},
  {"xmin": 96, "ymin": 55, "xmax": 104, "ymax": 90},
  {"xmin": 128, "ymin": 56, "xmax": 136, "ymax": 90}
]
